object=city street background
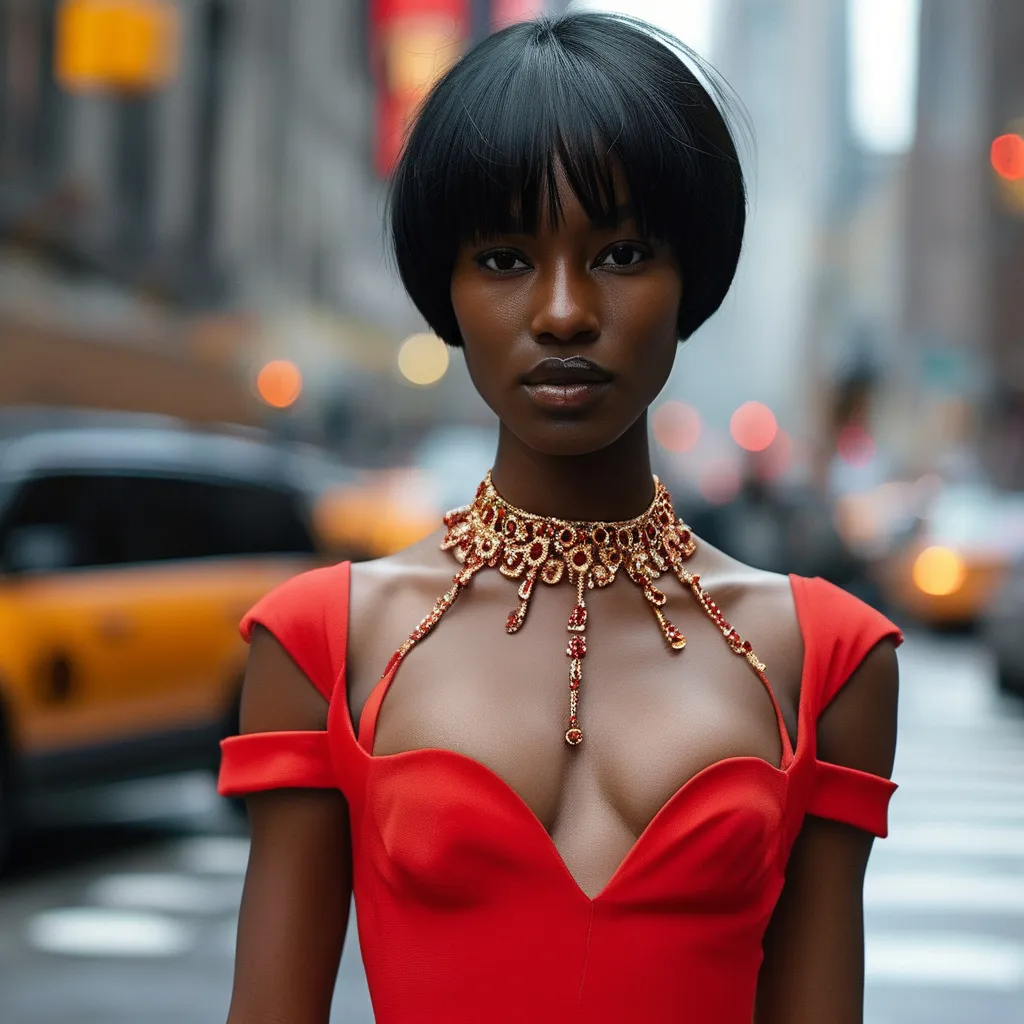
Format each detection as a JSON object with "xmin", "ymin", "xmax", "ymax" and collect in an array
[{"xmin": 2, "ymin": 0, "xmax": 1024, "ymax": 1021}]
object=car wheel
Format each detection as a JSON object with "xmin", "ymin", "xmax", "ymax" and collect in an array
[
  {"xmin": 215, "ymin": 684, "xmax": 247, "ymax": 821},
  {"xmin": 996, "ymin": 659, "xmax": 1024, "ymax": 699},
  {"xmin": 0, "ymin": 733, "xmax": 15, "ymax": 873}
]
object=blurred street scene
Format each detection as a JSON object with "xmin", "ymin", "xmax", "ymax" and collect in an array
[{"xmin": 0, "ymin": 0, "xmax": 1023, "ymax": 1021}]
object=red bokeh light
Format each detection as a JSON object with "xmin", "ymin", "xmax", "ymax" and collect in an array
[
  {"xmin": 652, "ymin": 401, "xmax": 702, "ymax": 453},
  {"xmin": 698, "ymin": 460, "xmax": 742, "ymax": 506},
  {"xmin": 991, "ymin": 133, "xmax": 1024, "ymax": 181},
  {"xmin": 730, "ymin": 401, "xmax": 778, "ymax": 453},
  {"xmin": 753, "ymin": 429, "xmax": 794, "ymax": 481},
  {"xmin": 836, "ymin": 424, "xmax": 876, "ymax": 466}
]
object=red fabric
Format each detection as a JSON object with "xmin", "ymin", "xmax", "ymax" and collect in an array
[
  {"xmin": 218, "ymin": 565, "xmax": 902, "ymax": 1023},
  {"xmin": 808, "ymin": 761, "xmax": 897, "ymax": 838},
  {"xmin": 219, "ymin": 731, "xmax": 335, "ymax": 795}
]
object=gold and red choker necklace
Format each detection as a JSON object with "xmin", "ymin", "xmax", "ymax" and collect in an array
[{"xmin": 390, "ymin": 472, "xmax": 766, "ymax": 747}]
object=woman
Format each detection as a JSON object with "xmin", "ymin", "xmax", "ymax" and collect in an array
[{"xmin": 220, "ymin": 12, "xmax": 901, "ymax": 1023}]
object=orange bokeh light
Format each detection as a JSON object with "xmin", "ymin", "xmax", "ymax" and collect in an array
[
  {"xmin": 991, "ymin": 133, "xmax": 1024, "ymax": 181},
  {"xmin": 652, "ymin": 401, "xmax": 702, "ymax": 452},
  {"xmin": 730, "ymin": 402, "xmax": 778, "ymax": 453},
  {"xmin": 257, "ymin": 359, "xmax": 303, "ymax": 409}
]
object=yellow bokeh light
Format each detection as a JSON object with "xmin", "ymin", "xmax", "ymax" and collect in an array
[
  {"xmin": 912, "ymin": 546, "xmax": 966, "ymax": 597},
  {"xmin": 398, "ymin": 332, "xmax": 449, "ymax": 386}
]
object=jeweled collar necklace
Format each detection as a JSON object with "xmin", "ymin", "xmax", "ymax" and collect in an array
[{"xmin": 389, "ymin": 472, "xmax": 765, "ymax": 747}]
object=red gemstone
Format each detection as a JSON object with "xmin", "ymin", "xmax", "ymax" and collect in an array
[
  {"xmin": 506, "ymin": 613, "xmax": 519, "ymax": 631},
  {"xmin": 742, "ymin": 640, "xmax": 752, "ymax": 652},
  {"xmin": 593, "ymin": 527, "xmax": 607, "ymax": 544},
  {"xmin": 570, "ymin": 679, "xmax": 579, "ymax": 690},
  {"xmin": 569, "ymin": 715, "xmax": 578, "ymax": 726},
  {"xmin": 483, "ymin": 508, "xmax": 495, "ymax": 525},
  {"xmin": 568, "ymin": 604, "xmax": 587, "ymax": 629},
  {"xmin": 496, "ymin": 507, "xmax": 506, "ymax": 519},
  {"xmin": 530, "ymin": 542, "xmax": 544, "ymax": 560},
  {"xmin": 506, "ymin": 520, "xmax": 516, "ymax": 536},
  {"xmin": 645, "ymin": 523, "xmax": 657, "ymax": 539},
  {"xmin": 566, "ymin": 636, "xmax": 587, "ymax": 659},
  {"xmin": 560, "ymin": 528, "xmax": 575, "ymax": 545},
  {"xmin": 572, "ymin": 550, "xmax": 588, "ymax": 567}
]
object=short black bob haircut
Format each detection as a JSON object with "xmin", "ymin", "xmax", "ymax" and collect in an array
[{"xmin": 387, "ymin": 11, "xmax": 749, "ymax": 348}]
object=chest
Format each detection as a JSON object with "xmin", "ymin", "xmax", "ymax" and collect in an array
[{"xmin": 351, "ymin": 579, "xmax": 796, "ymax": 846}]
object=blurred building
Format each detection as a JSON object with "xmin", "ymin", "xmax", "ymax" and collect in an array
[
  {"xmin": 904, "ymin": 0, "xmax": 1024, "ymax": 488},
  {"xmin": 0, "ymin": 0, "xmax": 560, "ymax": 446}
]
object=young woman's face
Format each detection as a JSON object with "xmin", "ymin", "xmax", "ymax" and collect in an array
[{"xmin": 450, "ymin": 172, "xmax": 683, "ymax": 457}]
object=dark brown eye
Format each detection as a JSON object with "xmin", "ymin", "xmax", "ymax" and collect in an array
[
  {"xmin": 479, "ymin": 250, "xmax": 527, "ymax": 273},
  {"xmin": 599, "ymin": 244, "xmax": 646, "ymax": 268}
]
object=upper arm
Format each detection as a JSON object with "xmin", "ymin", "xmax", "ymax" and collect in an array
[
  {"xmin": 755, "ymin": 638, "xmax": 900, "ymax": 1024},
  {"xmin": 226, "ymin": 626, "xmax": 353, "ymax": 1024}
]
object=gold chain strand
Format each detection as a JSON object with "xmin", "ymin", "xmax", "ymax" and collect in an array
[{"xmin": 383, "ymin": 472, "xmax": 768, "ymax": 747}]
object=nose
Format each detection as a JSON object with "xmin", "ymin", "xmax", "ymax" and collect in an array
[{"xmin": 530, "ymin": 260, "xmax": 600, "ymax": 345}]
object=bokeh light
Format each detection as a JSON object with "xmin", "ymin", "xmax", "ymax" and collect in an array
[
  {"xmin": 256, "ymin": 359, "xmax": 303, "ymax": 409},
  {"xmin": 837, "ymin": 423, "xmax": 877, "ymax": 465},
  {"xmin": 730, "ymin": 402, "xmax": 778, "ymax": 452},
  {"xmin": 991, "ymin": 133, "xmax": 1024, "ymax": 181},
  {"xmin": 652, "ymin": 401, "xmax": 702, "ymax": 452},
  {"xmin": 697, "ymin": 460, "xmax": 742, "ymax": 506},
  {"xmin": 753, "ymin": 428, "xmax": 794, "ymax": 480},
  {"xmin": 398, "ymin": 333, "xmax": 450, "ymax": 387},
  {"xmin": 913, "ymin": 545, "xmax": 966, "ymax": 597}
]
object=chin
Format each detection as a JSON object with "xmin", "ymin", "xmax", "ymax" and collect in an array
[{"xmin": 510, "ymin": 417, "xmax": 635, "ymax": 458}]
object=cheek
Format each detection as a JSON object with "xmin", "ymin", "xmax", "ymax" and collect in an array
[{"xmin": 611, "ymin": 274, "xmax": 683, "ymax": 377}]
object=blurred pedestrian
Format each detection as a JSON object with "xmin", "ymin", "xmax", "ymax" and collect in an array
[{"xmin": 219, "ymin": 11, "xmax": 902, "ymax": 1023}]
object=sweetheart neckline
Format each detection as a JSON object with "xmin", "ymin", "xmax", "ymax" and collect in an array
[
  {"xmin": 352, "ymin": 739, "xmax": 793, "ymax": 901},
  {"xmin": 329, "ymin": 572, "xmax": 810, "ymax": 901}
]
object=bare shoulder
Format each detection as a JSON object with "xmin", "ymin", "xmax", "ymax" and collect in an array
[
  {"xmin": 689, "ymin": 537, "xmax": 806, "ymax": 723},
  {"xmin": 346, "ymin": 531, "xmax": 456, "ymax": 708}
]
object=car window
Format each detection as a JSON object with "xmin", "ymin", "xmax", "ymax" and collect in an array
[
  {"xmin": 0, "ymin": 473, "xmax": 317, "ymax": 571},
  {"xmin": 113, "ymin": 475, "xmax": 317, "ymax": 562},
  {"xmin": 193, "ymin": 478, "xmax": 317, "ymax": 557},
  {"xmin": 0, "ymin": 474, "xmax": 117, "ymax": 570}
]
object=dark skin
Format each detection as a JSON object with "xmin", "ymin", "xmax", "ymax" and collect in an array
[{"xmin": 226, "ymin": 174, "xmax": 899, "ymax": 1024}]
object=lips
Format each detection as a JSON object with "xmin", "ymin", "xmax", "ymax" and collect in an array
[{"xmin": 520, "ymin": 356, "xmax": 613, "ymax": 386}]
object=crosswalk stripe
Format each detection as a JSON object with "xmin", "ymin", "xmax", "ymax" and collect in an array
[
  {"xmin": 865, "ymin": 871, "xmax": 1024, "ymax": 914},
  {"xmin": 880, "ymin": 822, "xmax": 1024, "ymax": 857},
  {"xmin": 865, "ymin": 932, "xmax": 1024, "ymax": 991}
]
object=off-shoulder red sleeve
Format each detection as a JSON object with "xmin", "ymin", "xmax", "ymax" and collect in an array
[
  {"xmin": 792, "ymin": 576, "xmax": 903, "ymax": 837},
  {"xmin": 216, "ymin": 562, "xmax": 351, "ymax": 797},
  {"xmin": 807, "ymin": 761, "xmax": 897, "ymax": 837}
]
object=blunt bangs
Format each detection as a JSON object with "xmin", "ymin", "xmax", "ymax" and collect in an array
[{"xmin": 387, "ymin": 11, "xmax": 749, "ymax": 347}]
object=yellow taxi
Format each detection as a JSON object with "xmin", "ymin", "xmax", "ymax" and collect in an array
[
  {"xmin": 873, "ymin": 482, "xmax": 1024, "ymax": 627},
  {"xmin": 0, "ymin": 412, "xmax": 330, "ymax": 863}
]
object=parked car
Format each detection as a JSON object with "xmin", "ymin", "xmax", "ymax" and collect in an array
[
  {"xmin": 981, "ymin": 555, "xmax": 1024, "ymax": 698},
  {"xmin": 876, "ymin": 483, "xmax": 1024, "ymax": 628},
  {"xmin": 0, "ymin": 413, "xmax": 329, "ymax": 864},
  {"xmin": 313, "ymin": 424, "xmax": 498, "ymax": 558}
]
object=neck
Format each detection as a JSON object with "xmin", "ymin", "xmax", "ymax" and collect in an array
[{"xmin": 489, "ymin": 415, "xmax": 656, "ymax": 522}]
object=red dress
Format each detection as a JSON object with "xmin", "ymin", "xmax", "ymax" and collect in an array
[{"xmin": 219, "ymin": 561, "xmax": 902, "ymax": 1023}]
